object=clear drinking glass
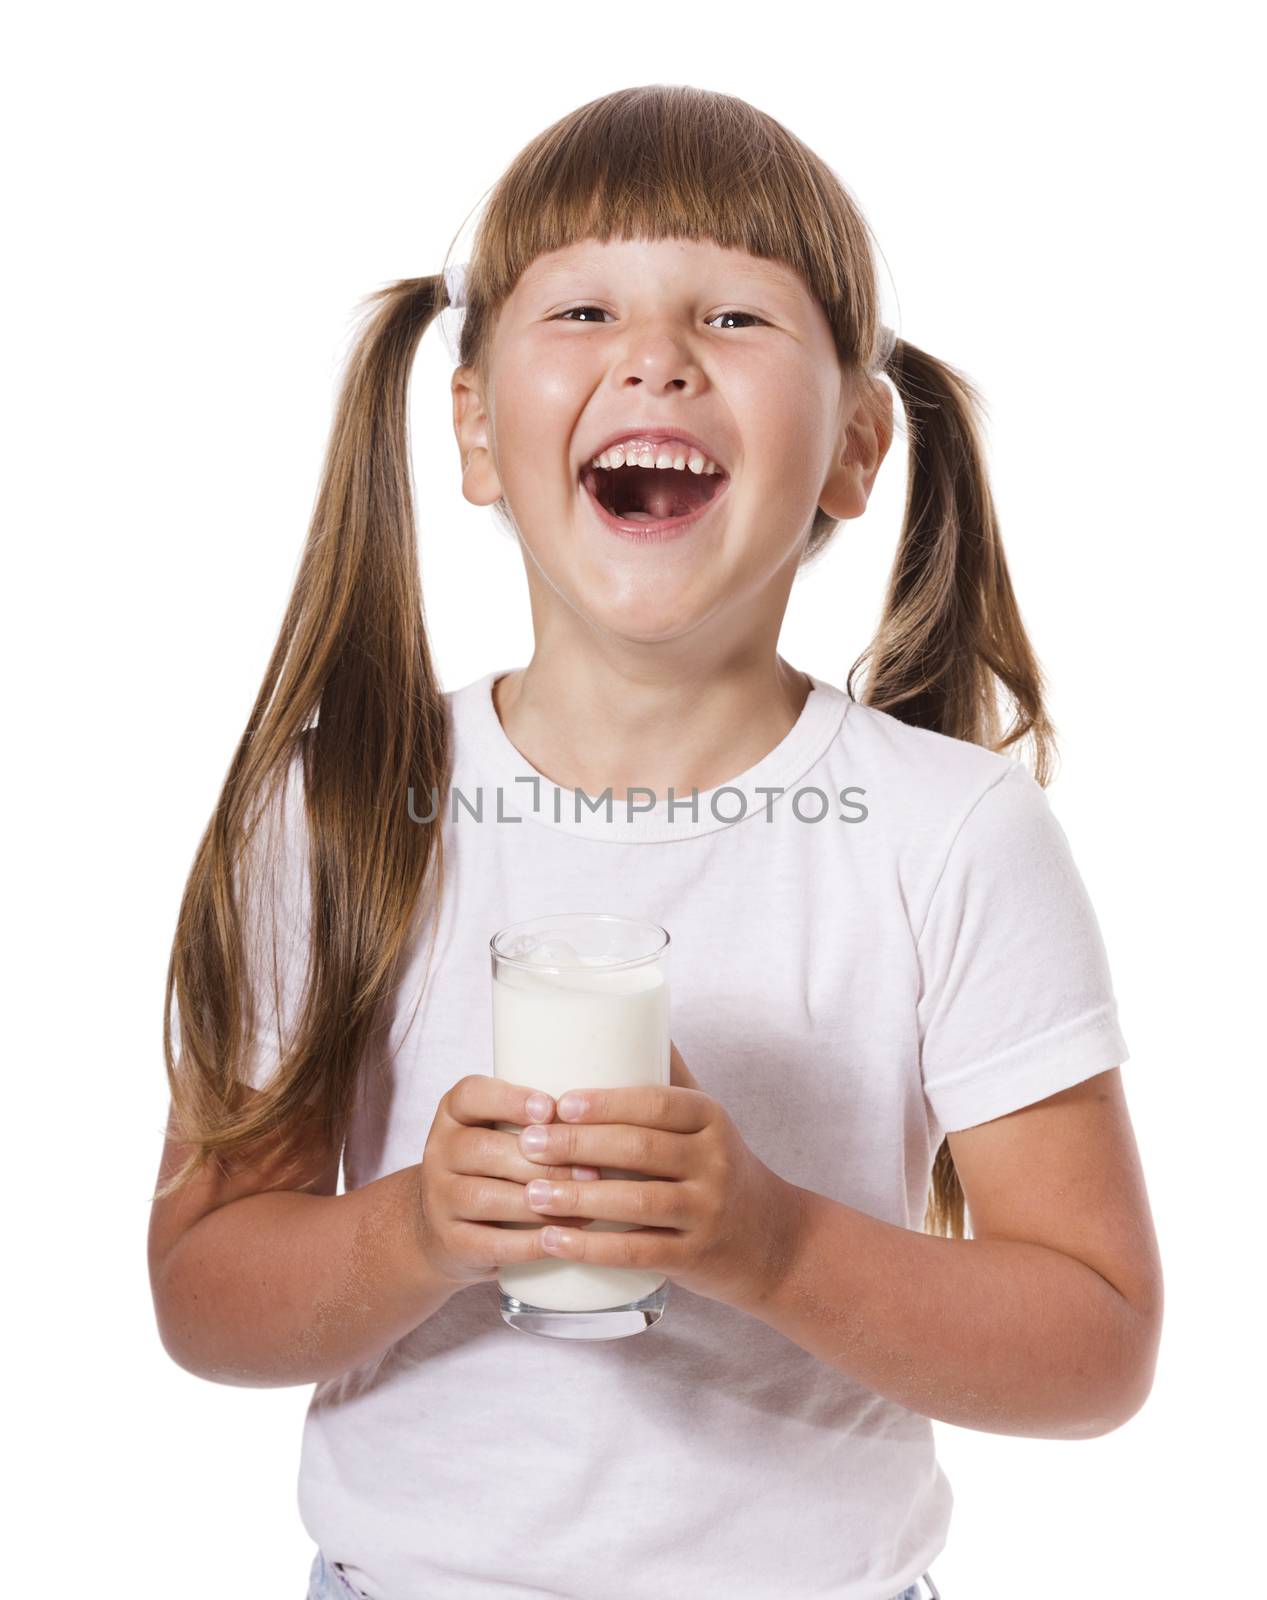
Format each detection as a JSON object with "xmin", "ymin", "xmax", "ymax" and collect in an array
[{"xmin": 490, "ymin": 912, "xmax": 671, "ymax": 1340}]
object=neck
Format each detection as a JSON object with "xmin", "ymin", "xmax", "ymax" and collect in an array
[{"xmin": 492, "ymin": 651, "xmax": 813, "ymax": 804}]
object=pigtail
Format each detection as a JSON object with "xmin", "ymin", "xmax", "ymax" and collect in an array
[
  {"xmin": 156, "ymin": 274, "xmax": 454, "ymax": 1200},
  {"xmin": 848, "ymin": 337, "xmax": 1059, "ymax": 1238},
  {"xmin": 849, "ymin": 338, "xmax": 1056, "ymax": 781}
]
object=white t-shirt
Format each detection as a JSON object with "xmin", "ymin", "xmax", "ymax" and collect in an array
[{"xmin": 241, "ymin": 668, "xmax": 1130, "ymax": 1600}]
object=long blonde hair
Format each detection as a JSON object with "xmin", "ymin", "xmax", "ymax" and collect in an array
[{"xmin": 157, "ymin": 84, "xmax": 1055, "ymax": 1240}]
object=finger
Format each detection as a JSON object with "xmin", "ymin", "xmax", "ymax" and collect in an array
[
  {"xmin": 450, "ymin": 1124, "xmax": 600, "ymax": 1188},
  {"xmin": 531, "ymin": 1163, "xmax": 601, "ymax": 1183},
  {"xmin": 447, "ymin": 1215, "xmax": 595, "ymax": 1266},
  {"xmin": 450, "ymin": 1173, "xmax": 596, "ymax": 1229},
  {"xmin": 546, "ymin": 1163, "xmax": 601, "ymax": 1183},
  {"xmin": 553, "ymin": 1080, "xmax": 708, "ymax": 1134},
  {"xmin": 536, "ymin": 1162, "xmax": 600, "ymax": 1185},
  {"xmin": 445, "ymin": 1073, "xmax": 555, "ymax": 1131},
  {"xmin": 518, "ymin": 1120, "xmax": 688, "ymax": 1178},
  {"xmin": 523, "ymin": 1174, "xmax": 683, "ymax": 1230},
  {"xmin": 538, "ymin": 1219, "xmax": 676, "ymax": 1265}
]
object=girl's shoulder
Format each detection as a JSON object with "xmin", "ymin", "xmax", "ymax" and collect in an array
[{"xmin": 838, "ymin": 693, "xmax": 1030, "ymax": 811}]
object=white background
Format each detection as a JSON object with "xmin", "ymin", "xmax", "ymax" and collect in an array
[{"xmin": 7, "ymin": 3, "xmax": 1261, "ymax": 1595}]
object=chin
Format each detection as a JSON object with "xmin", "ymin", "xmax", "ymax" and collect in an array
[{"xmin": 580, "ymin": 594, "xmax": 709, "ymax": 646}]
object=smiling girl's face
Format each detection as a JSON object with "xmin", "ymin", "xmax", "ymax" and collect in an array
[{"xmin": 452, "ymin": 236, "xmax": 889, "ymax": 649}]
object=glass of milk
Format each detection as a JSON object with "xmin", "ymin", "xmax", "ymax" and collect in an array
[{"xmin": 490, "ymin": 912, "xmax": 671, "ymax": 1341}]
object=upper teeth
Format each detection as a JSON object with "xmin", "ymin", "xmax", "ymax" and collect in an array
[{"xmin": 589, "ymin": 438, "xmax": 722, "ymax": 475}]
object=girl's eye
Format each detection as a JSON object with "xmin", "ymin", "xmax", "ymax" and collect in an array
[
  {"xmin": 706, "ymin": 310, "xmax": 767, "ymax": 330},
  {"xmin": 552, "ymin": 306, "xmax": 767, "ymax": 329}
]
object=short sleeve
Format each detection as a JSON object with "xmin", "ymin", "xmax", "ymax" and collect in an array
[
  {"xmin": 916, "ymin": 762, "xmax": 1129, "ymax": 1132},
  {"xmin": 235, "ymin": 749, "xmax": 314, "ymax": 1091}
]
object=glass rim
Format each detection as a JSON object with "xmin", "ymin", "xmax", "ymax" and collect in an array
[{"xmin": 490, "ymin": 911, "xmax": 670, "ymax": 973}]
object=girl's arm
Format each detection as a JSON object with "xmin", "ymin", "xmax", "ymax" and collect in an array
[
  {"xmin": 148, "ymin": 1090, "xmax": 461, "ymax": 1389},
  {"xmin": 747, "ymin": 1066, "xmax": 1163, "ymax": 1440}
]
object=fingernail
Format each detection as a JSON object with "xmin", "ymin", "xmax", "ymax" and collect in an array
[
  {"xmin": 557, "ymin": 1094, "xmax": 588, "ymax": 1120},
  {"xmin": 526, "ymin": 1180, "xmax": 554, "ymax": 1206},
  {"xmin": 572, "ymin": 1165, "xmax": 599, "ymax": 1181},
  {"xmin": 526, "ymin": 1093, "xmax": 552, "ymax": 1121},
  {"xmin": 521, "ymin": 1125, "xmax": 548, "ymax": 1152}
]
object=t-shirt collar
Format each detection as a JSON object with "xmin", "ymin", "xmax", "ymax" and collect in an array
[{"xmin": 454, "ymin": 667, "xmax": 852, "ymax": 844}]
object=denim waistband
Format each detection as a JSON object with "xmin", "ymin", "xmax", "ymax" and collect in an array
[
  {"xmin": 306, "ymin": 1550, "xmax": 942, "ymax": 1599},
  {"xmin": 308, "ymin": 1551, "xmax": 365, "ymax": 1599}
]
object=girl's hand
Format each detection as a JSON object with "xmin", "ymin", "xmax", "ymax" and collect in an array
[
  {"xmin": 414, "ymin": 1077, "xmax": 602, "ymax": 1289},
  {"xmin": 518, "ymin": 1041, "xmax": 806, "ymax": 1313}
]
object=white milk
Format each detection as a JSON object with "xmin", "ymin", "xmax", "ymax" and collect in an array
[{"xmin": 492, "ymin": 954, "xmax": 670, "ymax": 1312}]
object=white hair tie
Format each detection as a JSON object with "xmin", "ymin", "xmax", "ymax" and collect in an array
[
  {"xmin": 443, "ymin": 260, "xmax": 468, "ymax": 310},
  {"xmin": 871, "ymin": 323, "xmax": 898, "ymax": 374},
  {"xmin": 440, "ymin": 258, "xmax": 896, "ymax": 372}
]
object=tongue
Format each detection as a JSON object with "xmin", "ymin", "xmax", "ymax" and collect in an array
[{"xmin": 622, "ymin": 467, "xmax": 714, "ymax": 522}]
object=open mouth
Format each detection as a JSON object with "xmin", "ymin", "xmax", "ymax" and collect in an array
[{"xmin": 580, "ymin": 462, "xmax": 729, "ymax": 536}]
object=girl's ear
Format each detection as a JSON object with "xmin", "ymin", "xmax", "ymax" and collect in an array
[
  {"xmin": 451, "ymin": 366, "xmax": 502, "ymax": 508},
  {"xmin": 818, "ymin": 381, "xmax": 894, "ymax": 522}
]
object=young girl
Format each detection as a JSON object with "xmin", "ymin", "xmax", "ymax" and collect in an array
[{"xmin": 149, "ymin": 84, "xmax": 1163, "ymax": 1600}]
